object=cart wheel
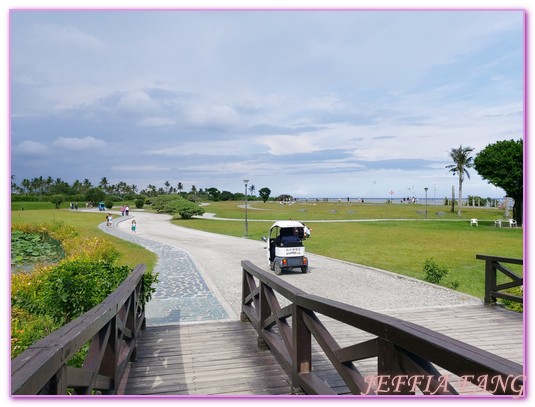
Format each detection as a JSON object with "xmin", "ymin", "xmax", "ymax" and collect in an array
[
  {"xmin": 301, "ymin": 266, "xmax": 309, "ymax": 273},
  {"xmin": 274, "ymin": 263, "xmax": 282, "ymax": 275}
]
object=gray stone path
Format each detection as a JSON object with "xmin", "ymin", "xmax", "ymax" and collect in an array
[{"xmin": 99, "ymin": 216, "xmax": 229, "ymax": 326}]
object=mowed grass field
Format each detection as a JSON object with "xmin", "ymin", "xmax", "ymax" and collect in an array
[
  {"xmin": 11, "ymin": 200, "xmax": 523, "ymax": 299},
  {"xmin": 171, "ymin": 200, "xmax": 523, "ymax": 299}
]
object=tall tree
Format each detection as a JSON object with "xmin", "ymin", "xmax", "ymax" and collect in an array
[
  {"xmin": 474, "ymin": 139, "xmax": 523, "ymax": 226},
  {"xmin": 446, "ymin": 145, "xmax": 474, "ymax": 217},
  {"xmin": 99, "ymin": 177, "xmax": 109, "ymax": 193},
  {"xmin": 82, "ymin": 178, "xmax": 93, "ymax": 192},
  {"xmin": 258, "ymin": 187, "xmax": 271, "ymax": 203}
]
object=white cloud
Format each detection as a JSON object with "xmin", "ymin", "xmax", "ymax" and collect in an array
[
  {"xmin": 117, "ymin": 91, "xmax": 160, "ymax": 115},
  {"xmin": 185, "ymin": 103, "xmax": 243, "ymax": 129},
  {"xmin": 13, "ymin": 140, "xmax": 50, "ymax": 156},
  {"xmin": 256, "ymin": 135, "xmax": 321, "ymax": 156},
  {"xmin": 52, "ymin": 136, "xmax": 106, "ymax": 151}
]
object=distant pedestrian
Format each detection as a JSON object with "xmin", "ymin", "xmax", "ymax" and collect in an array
[
  {"xmin": 125, "ymin": 205, "xmax": 130, "ymax": 216},
  {"xmin": 107, "ymin": 214, "xmax": 113, "ymax": 227},
  {"xmin": 303, "ymin": 223, "xmax": 311, "ymax": 238},
  {"xmin": 131, "ymin": 220, "xmax": 137, "ymax": 234},
  {"xmin": 121, "ymin": 205, "xmax": 126, "ymax": 216}
]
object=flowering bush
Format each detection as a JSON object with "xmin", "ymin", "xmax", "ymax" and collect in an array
[{"xmin": 10, "ymin": 221, "xmax": 157, "ymax": 359}]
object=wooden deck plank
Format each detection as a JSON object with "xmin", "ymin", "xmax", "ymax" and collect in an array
[
  {"xmin": 123, "ymin": 303, "xmax": 523, "ymax": 396},
  {"xmin": 121, "ymin": 320, "xmax": 292, "ymax": 395}
]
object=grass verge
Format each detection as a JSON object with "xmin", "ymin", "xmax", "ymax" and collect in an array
[
  {"xmin": 10, "ymin": 208, "xmax": 157, "ymax": 272},
  {"xmin": 171, "ymin": 201, "xmax": 523, "ymax": 299}
]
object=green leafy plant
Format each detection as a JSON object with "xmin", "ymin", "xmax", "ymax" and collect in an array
[
  {"xmin": 11, "ymin": 230, "xmax": 64, "ymax": 270},
  {"xmin": 501, "ymin": 286, "xmax": 523, "ymax": 313},
  {"xmin": 135, "ymin": 198, "xmax": 145, "ymax": 209},
  {"xmin": 11, "ymin": 221, "xmax": 159, "ymax": 359},
  {"xmin": 41, "ymin": 259, "xmax": 131, "ymax": 324},
  {"xmin": 151, "ymin": 195, "xmax": 205, "ymax": 219},
  {"xmin": 423, "ymin": 258, "xmax": 449, "ymax": 284}
]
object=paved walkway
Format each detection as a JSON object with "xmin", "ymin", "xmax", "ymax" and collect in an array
[
  {"xmin": 98, "ymin": 210, "xmax": 481, "ymax": 327},
  {"xmin": 99, "ymin": 215, "xmax": 231, "ymax": 325}
]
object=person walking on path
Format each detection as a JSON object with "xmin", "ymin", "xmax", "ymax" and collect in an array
[
  {"xmin": 107, "ymin": 213, "xmax": 113, "ymax": 227},
  {"xmin": 125, "ymin": 205, "xmax": 130, "ymax": 216},
  {"xmin": 131, "ymin": 219, "xmax": 137, "ymax": 234}
]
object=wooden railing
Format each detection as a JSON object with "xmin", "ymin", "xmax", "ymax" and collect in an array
[
  {"xmin": 11, "ymin": 264, "xmax": 147, "ymax": 395},
  {"xmin": 241, "ymin": 260, "xmax": 524, "ymax": 396},
  {"xmin": 476, "ymin": 255, "xmax": 523, "ymax": 305}
]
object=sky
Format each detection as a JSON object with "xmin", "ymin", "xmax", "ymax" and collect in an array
[{"xmin": 7, "ymin": 6, "xmax": 525, "ymax": 200}]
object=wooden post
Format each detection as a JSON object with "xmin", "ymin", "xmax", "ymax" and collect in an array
[
  {"xmin": 484, "ymin": 259, "xmax": 497, "ymax": 305},
  {"xmin": 292, "ymin": 305, "xmax": 311, "ymax": 394},
  {"xmin": 376, "ymin": 339, "xmax": 413, "ymax": 395},
  {"xmin": 256, "ymin": 283, "xmax": 271, "ymax": 350}
]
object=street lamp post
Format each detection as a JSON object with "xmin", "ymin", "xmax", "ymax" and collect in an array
[
  {"xmin": 243, "ymin": 179, "xmax": 249, "ymax": 237},
  {"xmin": 424, "ymin": 187, "xmax": 429, "ymax": 219}
]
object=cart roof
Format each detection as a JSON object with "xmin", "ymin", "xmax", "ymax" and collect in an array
[{"xmin": 270, "ymin": 220, "xmax": 304, "ymax": 229}]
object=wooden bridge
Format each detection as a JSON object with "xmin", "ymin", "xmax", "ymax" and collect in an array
[{"xmin": 11, "ymin": 255, "xmax": 524, "ymax": 397}]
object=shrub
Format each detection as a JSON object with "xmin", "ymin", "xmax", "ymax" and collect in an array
[
  {"xmin": 502, "ymin": 287, "xmax": 523, "ymax": 313},
  {"xmin": 151, "ymin": 195, "xmax": 205, "ymax": 219},
  {"xmin": 62, "ymin": 236, "xmax": 119, "ymax": 263},
  {"xmin": 105, "ymin": 200, "xmax": 114, "ymax": 209},
  {"xmin": 135, "ymin": 198, "xmax": 145, "ymax": 209},
  {"xmin": 449, "ymin": 280, "xmax": 461, "ymax": 290},
  {"xmin": 175, "ymin": 200, "xmax": 205, "ymax": 219},
  {"xmin": 49, "ymin": 195, "xmax": 64, "ymax": 209},
  {"xmin": 11, "ymin": 264, "xmax": 52, "ymax": 315},
  {"xmin": 10, "ymin": 221, "xmax": 158, "ymax": 358},
  {"xmin": 11, "ymin": 307, "xmax": 59, "ymax": 359},
  {"xmin": 423, "ymin": 258, "xmax": 449, "ymax": 284},
  {"xmin": 41, "ymin": 259, "xmax": 131, "ymax": 324},
  {"xmin": 106, "ymin": 195, "xmax": 121, "ymax": 202}
]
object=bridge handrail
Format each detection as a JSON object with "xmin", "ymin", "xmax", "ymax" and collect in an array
[
  {"xmin": 476, "ymin": 254, "xmax": 523, "ymax": 305},
  {"xmin": 11, "ymin": 264, "xmax": 147, "ymax": 395},
  {"xmin": 241, "ymin": 260, "xmax": 524, "ymax": 396}
]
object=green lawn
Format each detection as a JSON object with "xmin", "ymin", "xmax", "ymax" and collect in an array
[
  {"xmin": 11, "ymin": 200, "xmax": 522, "ymax": 300},
  {"xmin": 171, "ymin": 201, "xmax": 523, "ymax": 299}
]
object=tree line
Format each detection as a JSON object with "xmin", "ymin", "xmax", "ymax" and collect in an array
[
  {"xmin": 11, "ymin": 139, "xmax": 522, "ymax": 224},
  {"xmin": 10, "ymin": 175, "xmax": 273, "ymax": 204}
]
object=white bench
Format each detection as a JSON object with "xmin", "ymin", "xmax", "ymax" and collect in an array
[{"xmin": 470, "ymin": 219, "xmax": 478, "ymax": 226}]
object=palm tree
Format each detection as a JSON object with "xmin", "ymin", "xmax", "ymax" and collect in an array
[
  {"xmin": 446, "ymin": 145, "xmax": 474, "ymax": 217},
  {"xmin": 21, "ymin": 178, "xmax": 31, "ymax": 194},
  {"xmin": 99, "ymin": 177, "xmax": 109, "ymax": 193},
  {"xmin": 249, "ymin": 184, "xmax": 255, "ymax": 196},
  {"xmin": 82, "ymin": 178, "xmax": 93, "ymax": 192}
]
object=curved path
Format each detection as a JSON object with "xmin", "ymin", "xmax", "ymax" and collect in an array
[{"xmin": 98, "ymin": 210, "xmax": 481, "ymax": 326}]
